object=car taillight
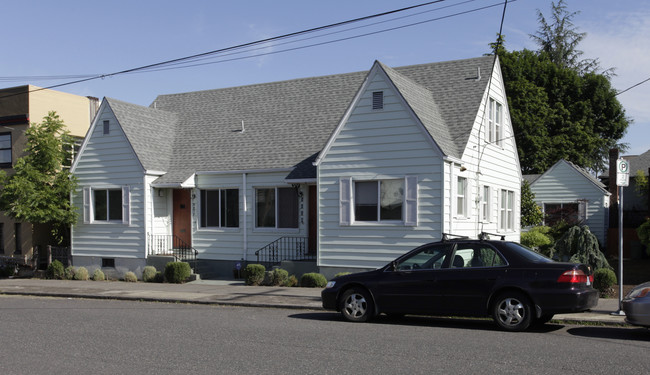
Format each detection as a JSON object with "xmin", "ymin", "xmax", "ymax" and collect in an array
[
  {"xmin": 628, "ymin": 287, "xmax": 650, "ymax": 299},
  {"xmin": 557, "ymin": 270, "xmax": 589, "ymax": 283}
]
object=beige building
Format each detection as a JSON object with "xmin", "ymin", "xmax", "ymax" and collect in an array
[{"xmin": 0, "ymin": 85, "xmax": 98, "ymax": 264}]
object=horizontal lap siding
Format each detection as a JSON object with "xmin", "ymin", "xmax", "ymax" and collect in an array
[
  {"xmin": 318, "ymin": 71, "xmax": 443, "ymax": 269},
  {"xmin": 72, "ymin": 108, "xmax": 146, "ymax": 259},
  {"xmin": 193, "ymin": 172, "xmax": 309, "ymax": 261}
]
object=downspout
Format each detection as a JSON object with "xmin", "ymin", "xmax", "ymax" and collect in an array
[
  {"xmin": 242, "ymin": 172, "xmax": 248, "ymax": 262},
  {"xmin": 448, "ymin": 161, "xmax": 454, "ymax": 235}
]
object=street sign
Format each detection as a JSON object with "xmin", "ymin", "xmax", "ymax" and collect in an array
[{"xmin": 616, "ymin": 158, "xmax": 629, "ymax": 187}]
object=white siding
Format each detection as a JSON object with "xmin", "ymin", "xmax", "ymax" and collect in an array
[
  {"xmin": 531, "ymin": 161, "xmax": 609, "ymax": 245},
  {"xmin": 193, "ymin": 172, "xmax": 309, "ymax": 262},
  {"xmin": 71, "ymin": 106, "xmax": 146, "ymax": 259},
  {"xmin": 318, "ymin": 69, "xmax": 444, "ymax": 269}
]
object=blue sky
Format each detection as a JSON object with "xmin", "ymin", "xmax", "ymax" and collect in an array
[{"xmin": 2, "ymin": 0, "xmax": 648, "ymax": 155}]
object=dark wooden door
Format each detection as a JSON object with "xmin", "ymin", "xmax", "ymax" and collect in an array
[
  {"xmin": 173, "ymin": 189, "xmax": 192, "ymax": 246},
  {"xmin": 308, "ymin": 185, "xmax": 317, "ymax": 255}
]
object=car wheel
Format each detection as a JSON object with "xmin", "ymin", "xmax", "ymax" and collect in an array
[
  {"xmin": 492, "ymin": 292, "xmax": 532, "ymax": 332},
  {"xmin": 340, "ymin": 288, "xmax": 374, "ymax": 322}
]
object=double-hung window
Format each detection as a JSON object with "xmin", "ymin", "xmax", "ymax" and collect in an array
[
  {"xmin": 200, "ymin": 189, "xmax": 239, "ymax": 228},
  {"xmin": 0, "ymin": 133, "xmax": 12, "ymax": 168},
  {"xmin": 481, "ymin": 185, "xmax": 491, "ymax": 222},
  {"xmin": 456, "ymin": 177, "xmax": 468, "ymax": 217},
  {"xmin": 499, "ymin": 189, "xmax": 515, "ymax": 231},
  {"xmin": 355, "ymin": 179, "xmax": 404, "ymax": 222},
  {"xmin": 488, "ymin": 98, "xmax": 503, "ymax": 146},
  {"xmin": 256, "ymin": 187, "xmax": 299, "ymax": 229},
  {"xmin": 93, "ymin": 189, "xmax": 123, "ymax": 221}
]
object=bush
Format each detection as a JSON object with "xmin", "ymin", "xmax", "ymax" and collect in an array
[
  {"xmin": 124, "ymin": 271, "xmax": 138, "ymax": 282},
  {"xmin": 92, "ymin": 269, "xmax": 105, "ymax": 281},
  {"xmin": 164, "ymin": 262, "xmax": 191, "ymax": 284},
  {"xmin": 142, "ymin": 266, "xmax": 157, "ymax": 282},
  {"xmin": 520, "ymin": 226, "xmax": 553, "ymax": 254},
  {"xmin": 553, "ymin": 225, "xmax": 611, "ymax": 271},
  {"xmin": 244, "ymin": 264, "xmax": 266, "ymax": 286},
  {"xmin": 333, "ymin": 272, "xmax": 352, "ymax": 278},
  {"xmin": 272, "ymin": 268, "xmax": 289, "ymax": 286},
  {"xmin": 0, "ymin": 264, "xmax": 16, "ymax": 278},
  {"xmin": 300, "ymin": 272, "xmax": 327, "ymax": 288},
  {"xmin": 285, "ymin": 275, "xmax": 298, "ymax": 287},
  {"xmin": 636, "ymin": 218, "xmax": 650, "ymax": 256},
  {"xmin": 154, "ymin": 271, "xmax": 165, "ymax": 283},
  {"xmin": 64, "ymin": 266, "xmax": 76, "ymax": 280},
  {"xmin": 593, "ymin": 268, "xmax": 617, "ymax": 297},
  {"xmin": 262, "ymin": 271, "xmax": 274, "ymax": 286},
  {"xmin": 74, "ymin": 267, "xmax": 89, "ymax": 281},
  {"xmin": 46, "ymin": 260, "xmax": 65, "ymax": 280}
]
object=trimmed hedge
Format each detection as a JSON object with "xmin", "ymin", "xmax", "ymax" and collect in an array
[
  {"xmin": 272, "ymin": 268, "xmax": 289, "ymax": 286},
  {"xmin": 124, "ymin": 271, "xmax": 138, "ymax": 282},
  {"xmin": 92, "ymin": 269, "xmax": 105, "ymax": 281},
  {"xmin": 164, "ymin": 262, "xmax": 191, "ymax": 284},
  {"xmin": 300, "ymin": 272, "xmax": 327, "ymax": 288},
  {"xmin": 74, "ymin": 267, "xmax": 89, "ymax": 281},
  {"xmin": 594, "ymin": 268, "xmax": 617, "ymax": 297},
  {"xmin": 64, "ymin": 266, "xmax": 76, "ymax": 280},
  {"xmin": 46, "ymin": 260, "xmax": 65, "ymax": 280},
  {"xmin": 142, "ymin": 266, "xmax": 157, "ymax": 282},
  {"xmin": 244, "ymin": 264, "xmax": 266, "ymax": 286}
]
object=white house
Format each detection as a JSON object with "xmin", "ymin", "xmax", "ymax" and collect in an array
[
  {"xmin": 70, "ymin": 56, "xmax": 521, "ymax": 279},
  {"xmin": 524, "ymin": 159, "xmax": 610, "ymax": 245}
]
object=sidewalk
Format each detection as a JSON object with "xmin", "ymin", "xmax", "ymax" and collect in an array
[{"xmin": 0, "ymin": 278, "xmax": 627, "ymax": 326}]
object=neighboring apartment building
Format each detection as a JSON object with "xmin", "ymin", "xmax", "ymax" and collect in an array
[{"xmin": 0, "ymin": 85, "xmax": 98, "ymax": 263}]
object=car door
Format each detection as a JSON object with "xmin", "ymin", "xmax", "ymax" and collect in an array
[
  {"xmin": 373, "ymin": 243, "xmax": 453, "ymax": 314},
  {"xmin": 435, "ymin": 242, "xmax": 507, "ymax": 315}
]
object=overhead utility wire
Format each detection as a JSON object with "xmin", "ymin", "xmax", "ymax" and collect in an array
[
  {"xmin": 129, "ymin": 1, "xmax": 509, "ymax": 74},
  {"xmin": 616, "ymin": 76, "xmax": 650, "ymax": 96},
  {"xmin": 0, "ymin": 0, "xmax": 445, "ymax": 97}
]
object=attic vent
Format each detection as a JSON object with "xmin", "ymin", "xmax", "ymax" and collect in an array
[
  {"xmin": 103, "ymin": 120, "xmax": 110, "ymax": 135},
  {"xmin": 372, "ymin": 91, "xmax": 384, "ymax": 110}
]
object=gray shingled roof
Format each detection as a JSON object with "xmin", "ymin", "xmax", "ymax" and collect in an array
[{"xmin": 113, "ymin": 56, "xmax": 494, "ymax": 185}]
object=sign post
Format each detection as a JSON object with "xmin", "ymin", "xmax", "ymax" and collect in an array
[{"xmin": 612, "ymin": 159, "xmax": 629, "ymax": 316}]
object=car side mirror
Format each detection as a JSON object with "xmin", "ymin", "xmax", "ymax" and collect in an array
[{"xmin": 391, "ymin": 261, "xmax": 397, "ymax": 272}]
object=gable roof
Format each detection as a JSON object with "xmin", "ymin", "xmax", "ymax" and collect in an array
[
  {"xmin": 530, "ymin": 159, "xmax": 609, "ymax": 195},
  {"xmin": 110, "ymin": 56, "xmax": 495, "ymax": 185}
]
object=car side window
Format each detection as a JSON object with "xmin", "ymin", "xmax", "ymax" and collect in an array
[
  {"xmin": 451, "ymin": 244, "xmax": 506, "ymax": 268},
  {"xmin": 395, "ymin": 244, "xmax": 452, "ymax": 271}
]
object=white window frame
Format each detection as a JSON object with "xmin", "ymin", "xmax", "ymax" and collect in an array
[
  {"xmin": 82, "ymin": 186, "xmax": 130, "ymax": 225},
  {"xmin": 339, "ymin": 176, "xmax": 417, "ymax": 226},
  {"xmin": 456, "ymin": 176, "xmax": 468, "ymax": 218},
  {"xmin": 488, "ymin": 98, "xmax": 503, "ymax": 146},
  {"xmin": 499, "ymin": 189, "xmax": 515, "ymax": 232},
  {"xmin": 481, "ymin": 185, "xmax": 491, "ymax": 223}
]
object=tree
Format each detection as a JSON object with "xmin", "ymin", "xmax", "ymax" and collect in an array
[
  {"xmin": 0, "ymin": 111, "xmax": 78, "ymax": 244},
  {"xmin": 521, "ymin": 180, "xmax": 543, "ymax": 227}
]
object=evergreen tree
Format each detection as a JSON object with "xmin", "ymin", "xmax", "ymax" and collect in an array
[{"xmin": 521, "ymin": 180, "xmax": 543, "ymax": 227}]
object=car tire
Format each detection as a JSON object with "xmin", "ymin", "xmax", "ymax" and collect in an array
[
  {"xmin": 492, "ymin": 292, "xmax": 532, "ymax": 332},
  {"xmin": 339, "ymin": 288, "xmax": 374, "ymax": 322}
]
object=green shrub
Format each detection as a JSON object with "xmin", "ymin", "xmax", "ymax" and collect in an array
[
  {"xmin": 46, "ymin": 260, "xmax": 65, "ymax": 280},
  {"xmin": 164, "ymin": 262, "xmax": 191, "ymax": 284},
  {"xmin": 64, "ymin": 266, "xmax": 76, "ymax": 280},
  {"xmin": 0, "ymin": 264, "xmax": 16, "ymax": 278},
  {"xmin": 593, "ymin": 268, "xmax": 617, "ymax": 297},
  {"xmin": 124, "ymin": 271, "xmax": 138, "ymax": 282},
  {"xmin": 143, "ymin": 266, "xmax": 157, "ymax": 282},
  {"xmin": 285, "ymin": 275, "xmax": 298, "ymax": 287},
  {"xmin": 333, "ymin": 272, "xmax": 352, "ymax": 278},
  {"xmin": 272, "ymin": 268, "xmax": 289, "ymax": 286},
  {"xmin": 553, "ymin": 225, "xmax": 611, "ymax": 271},
  {"xmin": 520, "ymin": 226, "xmax": 553, "ymax": 254},
  {"xmin": 300, "ymin": 272, "xmax": 327, "ymax": 288},
  {"xmin": 154, "ymin": 271, "xmax": 165, "ymax": 283},
  {"xmin": 637, "ymin": 218, "xmax": 650, "ymax": 256},
  {"xmin": 92, "ymin": 269, "xmax": 105, "ymax": 281},
  {"xmin": 244, "ymin": 264, "xmax": 266, "ymax": 286},
  {"xmin": 74, "ymin": 267, "xmax": 89, "ymax": 281}
]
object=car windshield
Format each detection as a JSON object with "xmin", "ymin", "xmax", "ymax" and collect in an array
[{"xmin": 502, "ymin": 242, "xmax": 554, "ymax": 263}]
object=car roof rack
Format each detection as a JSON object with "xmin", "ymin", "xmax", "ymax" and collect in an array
[
  {"xmin": 479, "ymin": 232, "xmax": 506, "ymax": 241},
  {"xmin": 442, "ymin": 233, "xmax": 470, "ymax": 242}
]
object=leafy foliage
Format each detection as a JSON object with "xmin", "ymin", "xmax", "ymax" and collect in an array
[
  {"xmin": 244, "ymin": 264, "xmax": 265, "ymax": 286},
  {"xmin": 272, "ymin": 268, "xmax": 289, "ymax": 286},
  {"xmin": 64, "ymin": 265, "xmax": 76, "ymax": 280},
  {"xmin": 634, "ymin": 170, "xmax": 648, "ymax": 208},
  {"xmin": 552, "ymin": 225, "xmax": 611, "ymax": 271},
  {"xmin": 0, "ymin": 112, "xmax": 78, "ymax": 244},
  {"xmin": 124, "ymin": 271, "xmax": 138, "ymax": 282},
  {"xmin": 520, "ymin": 226, "xmax": 553, "ymax": 253},
  {"xmin": 92, "ymin": 269, "xmax": 105, "ymax": 281},
  {"xmin": 164, "ymin": 262, "xmax": 191, "ymax": 283},
  {"xmin": 636, "ymin": 218, "xmax": 650, "ymax": 256},
  {"xmin": 300, "ymin": 273, "xmax": 327, "ymax": 288},
  {"xmin": 521, "ymin": 180, "xmax": 543, "ymax": 227},
  {"xmin": 46, "ymin": 260, "xmax": 65, "ymax": 279},
  {"xmin": 74, "ymin": 267, "xmax": 89, "ymax": 281},
  {"xmin": 142, "ymin": 266, "xmax": 157, "ymax": 282},
  {"xmin": 593, "ymin": 268, "xmax": 617, "ymax": 297}
]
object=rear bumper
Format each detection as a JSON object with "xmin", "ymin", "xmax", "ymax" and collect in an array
[{"xmin": 534, "ymin": 288, "xmax": 599, "ymax": 314}]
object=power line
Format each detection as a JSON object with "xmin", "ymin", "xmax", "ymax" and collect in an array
[{"xmin": 616, "ymin": 76, "xmax": 650, "ymax": 96}]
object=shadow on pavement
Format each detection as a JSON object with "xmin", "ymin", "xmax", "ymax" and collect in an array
[{"xmin": 567, "ymin": 326, "xmax": 650, "ymax": 342}]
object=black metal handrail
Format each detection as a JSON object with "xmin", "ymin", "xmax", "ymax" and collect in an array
[
  {"xmin": 147, "ymin": 233, "xmax": 198, "ymax": 272},
  {"xmin": 254, "ymin": 236, "xmax": 314, "ymax": 266}
]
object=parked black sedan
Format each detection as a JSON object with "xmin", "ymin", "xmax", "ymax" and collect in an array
[{"xmin": 322, "ymin": 235, "xmax": 598, "ymax": 331}]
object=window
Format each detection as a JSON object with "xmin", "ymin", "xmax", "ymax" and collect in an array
[
  {"xmin": 488, "ymin": 98, "xmax": 503, "ymax": 146},
  {"xmin": 103, "ymin": 120, "xmax": 110, "ymax": 135},
  {"xmin": 544, "ymin": 203, "xmax": 580, "ymax": 226},
  {"xmin": 200, "ymin": 189, "xmax": 239, "ymax": 228},
  {"xmin": 354, "ymin": 179, "xmax": 404, "ymax": 222},
  {"xmin": 394, "ymin": 243, "xmax": 453, "ymax": 271},
  {"xmin": 372, "ymin": 91, "xmax": 384, "ymax": 110},
  {"xmin": 0, "ymin": 133, "xmax": 12, "ymax": 167},
  {"xmin": 102, "ymin": 258, "xmax": 115, "ymax": 268},
  {"xmin": 500, "ymin": 189, "xmax": 515, "ymax": 231},
  {"xmin": 481, "ymin": 185, "xmax": 491, "ymax": 222},
  {"xmin": 93, "ymin": 189, "xmax": 123, "ymax": 221},
  {"xmin": 451, "ymin": 244, "xmax": 506, "ymax": 268},
  {"xmin": 256, "ymin": 187, "xmax": 299, "ymax": 229},
  {"xmin": 456, "ymin": 177, "xmax": 467, "ymax": 217}
]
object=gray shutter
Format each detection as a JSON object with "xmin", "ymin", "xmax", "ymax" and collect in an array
[
  {"xmin": 339, "ymin": 177, "xmax": 352, "ymax": 226},
  {"xmin": 83, "ymin": 187, "xmax": 91, "ymax": 224},
  {"xmin": 404, "ymin": 176, "xmax": 418, "ymax": 226},
  {"xmin": 122, "ymin": 186, "xmax": 131, "ymax": 225}
]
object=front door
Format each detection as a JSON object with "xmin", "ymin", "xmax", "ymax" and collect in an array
[{"xmin": 173, "ymin": 189, "xmax": 192, "ymax": 246}]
